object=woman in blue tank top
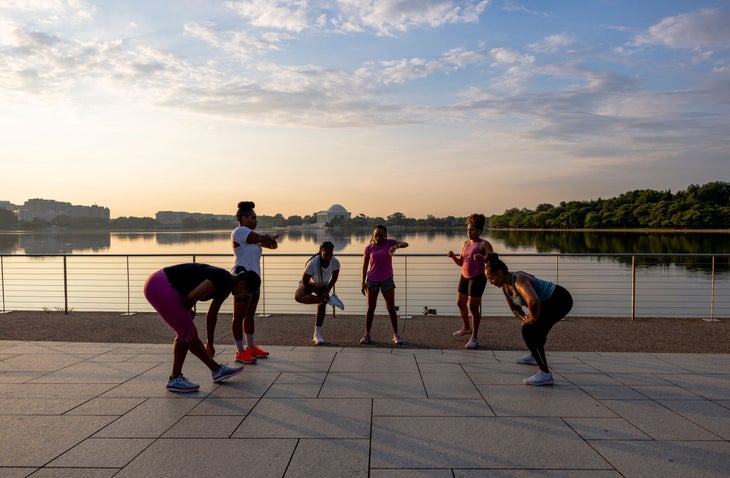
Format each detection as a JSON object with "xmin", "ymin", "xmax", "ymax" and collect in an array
[{"xmin": 485, "ymin": 253, "xmax": 573, "ymax": 386}]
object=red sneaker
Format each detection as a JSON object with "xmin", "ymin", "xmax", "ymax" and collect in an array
[
  {"xmin": 247, "ymin": 345, "xmax": 269, "ymax": 358},
  {"xmin": 234, "ymin": 350, "xmax": 257, "ymax": 364}
]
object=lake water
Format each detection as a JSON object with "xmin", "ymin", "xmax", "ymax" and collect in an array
[
  {"xmin": 2, "ymin": 228, "xmax": 729, "ymax": 256},
  {"xmin": 0, "ymin": 229, "xmax": 728, "ymax": 319}
]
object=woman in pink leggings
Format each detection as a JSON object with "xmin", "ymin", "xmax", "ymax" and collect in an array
[{"xmin": 144, "ymin": 263, "xmax": 260, "ymax": 392}]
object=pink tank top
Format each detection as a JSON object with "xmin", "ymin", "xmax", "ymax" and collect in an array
[{"xmin": 461, "ymin": 239, "xmax": 484, "ymax": 278}]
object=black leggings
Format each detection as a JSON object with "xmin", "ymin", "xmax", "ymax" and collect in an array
[{"xmin": 521, "ymin": 285, "xmax": 573, "ymax": 366}]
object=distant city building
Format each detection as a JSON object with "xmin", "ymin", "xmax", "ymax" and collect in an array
[
  {"xmin": 18, "ymin": 199, "xmax": 110, "ymax": 222},
  {"xmin": 316, "ymin": 204, "xmax": 351, "ymax": 224},
  {"xmin": 156, "ymin": 211, "xmax": 189, "ymax": 225},
  {"xmin": 0, "ymin": 201, "xmax": 18, "ymax": 211},
  {"xmin": 156, "ymin": 211, "xmax": 232, "ymax": 226}
]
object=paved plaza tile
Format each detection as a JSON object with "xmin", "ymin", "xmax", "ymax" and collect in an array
[{"xmin": 0, "ymin": 340, "xmax": 727, "ymax": 477}]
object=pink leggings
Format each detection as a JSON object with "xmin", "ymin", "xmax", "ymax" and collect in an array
[{"xmin": 144, "ymin": 269, "xmax": 198, "ymax": 342}]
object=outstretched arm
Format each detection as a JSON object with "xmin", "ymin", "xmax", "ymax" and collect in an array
[{"xmin": 246, "ymin": 231, "xmax": 280, "ymax": 249}]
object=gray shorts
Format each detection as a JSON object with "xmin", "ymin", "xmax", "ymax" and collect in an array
[{"xmin": 366, "ymin": 277, "xmax": 396, "ymax": 294}]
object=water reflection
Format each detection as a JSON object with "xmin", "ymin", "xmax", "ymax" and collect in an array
[
  {"xmin": 488, "ymin": 230, "xmax": 730, "ymax": 254},
  {"xmin": 155, "ymin": 231, "xmax": 230, "ymax": 245},
  {"xmin": 283, "ymin": 229, "xmax": 353, "ymax": 252},
  {"xmin": 2, "ymin": 232, "xmax": 111, "ymax": 255},
  {"xmin": 0, "ymin": 234, "xmax": 19, "ymax": 254},
  {"xmin": 1, "ymin": 230, "xmax": 727, "ymax": 275},
  {"xmin": 488, "ymin": 230, "xmax": 730, "ymax": 274}
]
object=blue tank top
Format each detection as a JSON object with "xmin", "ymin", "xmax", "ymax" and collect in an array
[{"xmin": 509, "ymin": 272, "xmax": 556, "ymax": 306}]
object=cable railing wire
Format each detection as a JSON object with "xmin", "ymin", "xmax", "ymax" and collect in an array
[{"xmin": 0, "ymin": 253, "xmax": 727, "ymax": 320}]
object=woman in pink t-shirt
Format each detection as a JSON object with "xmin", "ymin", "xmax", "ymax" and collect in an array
[
  {"xmin": 447, "ymin": 213, "xmax": 493, "ymax": 349},
  {"xmin": 360, "ymin": 224, "xmax": 409, "ymax": 345}
]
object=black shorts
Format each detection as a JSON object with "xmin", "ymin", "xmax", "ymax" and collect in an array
[
  {"xmin": 234, "ymin": 265, "xmax": 261, "ymax": 301},
  {"xmin": 457, "ymin": 274, "xmax": 487, "ymax": 298}
]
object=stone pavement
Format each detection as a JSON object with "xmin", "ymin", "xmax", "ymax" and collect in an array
[{"xmin": 0, "ymin": 341, "xmax": 728, "ymax": 477}]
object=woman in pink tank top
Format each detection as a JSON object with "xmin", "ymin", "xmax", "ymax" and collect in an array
[{"xmin": 447, "ymin": 213, "xmax": 493, "ymax": 349}]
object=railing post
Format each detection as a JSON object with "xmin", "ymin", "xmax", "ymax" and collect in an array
[
  {"xmin": 0, "ymin": 256, "xmax": 5, "ymax": 313},
  {"xmin": 121, "ymin": 255, "xmax": 136, "ymax": 316},
  {"xmin": 401, "ymin": 255, "xmax": 411, "ymax": 319},
  {"xmin": 556, "ymin": 255, "xmax": 559, "ymax": 283},
  {"xmin": 257, "ymin": 255, "xmax": 270, "ymax": 317},
  {"xmin": 631, "ymin": 255, "xmax": 636, "ymax": 321},
  {"xmin": 710, "ymin": 255, "xmax": 716, "ymax": 322},
  {"xmin": 63, "ymin": 255, "xmax": 69, "ymax": 315}
]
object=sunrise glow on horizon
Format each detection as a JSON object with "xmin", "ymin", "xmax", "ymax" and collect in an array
[{"xmin": 1, "ymin": 1, "xmax": 728, "ymax": 220}]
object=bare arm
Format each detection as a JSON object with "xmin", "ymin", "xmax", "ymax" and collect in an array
[
  {"xmin": 448, "ymin": 241, "xmax": 466, "ymax": 266},
  {"xmin": 205, "ymin": 298, "xmax": 223, "ymax": 356},
  {"xmin": 245, "ymin": 231, "xmax": 280, "ymax": 249},
  {"xmin": 513, "ymin": 272, "xmax": 541, "ymax": 324},
  {"xmin": 328, "ymin": 269, "xmax": 340, "ymax": 293},
  {"xmin": 182, "ymin": 279, "xmax": 215, "ymax": 309},
  {"xmin": 502, "ymin": 287, "xmax": 526, "ymax": 321},
  {"xmin": 361, "ymin": 251, "xmax": 370, "ymax": 295},
  {"xmin": 389, "ymin": 241, "xmax": 408, "ymax": 254},
  {"xmin": 475, "ymin": 240, "xmax": 494, "ymax": 262}
]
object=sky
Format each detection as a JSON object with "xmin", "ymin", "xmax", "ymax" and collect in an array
[{"xmin": 1, "ymin": 1, "xmax": 728, "ymax": 219}]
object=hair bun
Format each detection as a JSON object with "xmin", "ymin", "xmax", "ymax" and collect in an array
[{"xmin": 237, "ymin": 201, "xmax": 255, "ymax": 210}]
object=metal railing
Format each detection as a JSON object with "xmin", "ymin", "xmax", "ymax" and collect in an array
[{"xmin": 0, "ymin": 253, "xmax": 727, "ymax": 320}]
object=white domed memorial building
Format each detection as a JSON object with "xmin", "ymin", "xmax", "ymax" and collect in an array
[{"xmin": 316, "ymin": 204, "xmax": 351, "ymax": 225}]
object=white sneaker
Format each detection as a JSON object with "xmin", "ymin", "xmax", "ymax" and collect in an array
[
  {"xmin": 524, "ymin": 370, "xmax": 554, "ymax": 386},
  {"xmin": 327, "ymin": 293, "xmax": 345, "ymax": 310},
  {"xmin": 465, "ymin": 337, "xmax": 479, "ymax": 349},
  {"xmin": 212, "ymin": 364, "xmax": 244, "ymax": 383},
  {"xmin": 516, "ymin": 353, "xmax": 538, "ymax": 365},
  {"xmin": 313, "ymin": 333, "xmax": 325, "ymax": 345},
  {"xmin": 166, "ymin": 375, "xmax": 199, "ymax": 393}
]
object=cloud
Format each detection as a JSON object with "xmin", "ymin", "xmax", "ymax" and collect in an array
[
  {"xmin": 0, "ymin": 0, "xmax": 96, "ymax": 24},
  {"xmin": 224, "ymin": 0, "xmax": 311, "ymax": 32},
  {"xmin": 184, "ymin": 21, "xmax": 292, "ymax": 60},
  {"xmin": 489, "ymin": 47, "xmax": 534, "ymax": 65},
  {"xmin": 634, "ymin": 8, "xmax": 730, "ymax": 50},
  {"xmin": 223, "ymin": 0, "xmax": 489, "ymax": 36},
  {"xmin": 529, "ymin": 33, "xmax": 575, "ymax": 54},
  {"xmin": 332, "ymin": 0, "xmax": 489, "ymax": 35},
  {"xmin": 365, "ymin": 48, "xmax": 487, "ymax": 84}
]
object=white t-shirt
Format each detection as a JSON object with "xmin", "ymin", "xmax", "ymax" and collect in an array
[
  {"xmin": 231, "ymin": 226, "xmax": 262, "ymax": 275},
  {"xmin": 304, "ymin": 255, "xmax": 340, "ymax": 288}
]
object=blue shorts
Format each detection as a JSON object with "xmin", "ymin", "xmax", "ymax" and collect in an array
[{"xmin": 366, "ymin": 277, "xmax": 396, "ymax": 294}]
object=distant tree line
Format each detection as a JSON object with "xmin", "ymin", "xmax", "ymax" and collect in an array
[
  {"xmin": 329, "ymin": 212, "xmax": 467, "ymax": 230},
  {"xmin": 489, "ymin": 182, "xmax": 730, "ymax": 229},
  {"xmin": 2, "ymin": 182, "xmax": 727, "ymax": 231}
]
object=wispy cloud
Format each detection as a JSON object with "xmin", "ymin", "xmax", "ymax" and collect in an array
[
  {"xmin": 1, "ymin": 0, "xmax": 96, "ymax": 24},
  {"xmin": 529, "ymin": 33, "xmax": 575, "ymax": 54},
  {"xmin": 224, "ymin": 0, "xmax": 489, "ymax": 36},
  {"xmin": 633, "ymin": 8, "xmax": 730, "ymax": 50}
]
